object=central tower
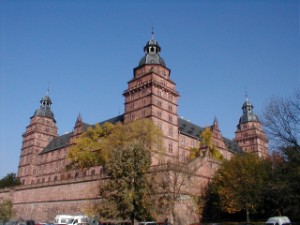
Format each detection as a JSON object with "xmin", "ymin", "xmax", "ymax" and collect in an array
[{"xmin": 123, "ymin": 34, "xmax": 180, "ymax": 163}]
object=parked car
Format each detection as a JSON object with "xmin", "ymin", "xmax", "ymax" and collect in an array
[
  {"xmin": 138, "ymin": 222, "xmax": 158, "ymax": 225},
  {"xmin": 265, "ymin": 216, "xmax": 291, "ymax": 225},
  {"xmin": 101, "ymin": 222, "xmax": 130, "ymax": 225},
  {"xmin": 54, "ymin": 215, "xmax": 74, "ymax": 225},
  {"xmin": 72, "ymin": 216, "xmax": 89, "ymax": 225},
  {"xmin": 4, "ymin": 221, "xmax": 35, "ymax": 225}
]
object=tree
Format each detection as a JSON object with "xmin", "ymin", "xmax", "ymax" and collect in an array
[
  {"xmin": 67, "ymin": 119, "xmax": 164, "ymax": 223},
  {"xmin": 262, "ymin": 90, "xmax": 300, "ymax": 219},
  {"xmin": 67, "ymin": 123, "xmax": 114, "ymax": 169},
  {"xmin": 263, "ymin": 89, "xmax": 300, "ymax": 152},
  {"xmin": 0, "ymin": 199, "xmax": 14, "ymax": 222},
  {"xmin": 189, "ymin": 127, "xmax": 223, "ymax": 161},
  {"xmin": 0, "ymin": 173, "xmax": 20, "ymax": 189},
  {"xmin": 97, "ymin": 144, "xmax": 153, "ymax": 223},
  {"xmin": 151, "ymin": 158, "xmax": 198, "ymax": 224},
  {"xmin": 211, "ymin": 153, "xmax": 268, "ymax": 222},
  {"xmin": 263, "ymin": 147, "xmax": 300, "ymax": 218},
  {"xmin": 68, "ymin": 119, "xmax": 163, "ymax": 169}
]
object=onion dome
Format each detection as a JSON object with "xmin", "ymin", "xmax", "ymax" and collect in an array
[
  {"xmin": 139, "ymin": 32, "xmax": 166, "ymax": 67},
  {"xmin": 33, "ymin": 94, "xmax": 55, "ymax": 121},
  {"xmin": 237, "ymin": 96, "xmax": 259, "ymax": 128}
]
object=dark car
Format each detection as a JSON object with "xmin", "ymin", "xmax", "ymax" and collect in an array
[{"xmin": 5, "ymin": 221, "xmax": 35, "ymax": 225}]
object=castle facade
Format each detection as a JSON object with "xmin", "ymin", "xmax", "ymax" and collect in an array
[{"xmin": 1, "ymin": 35, "xmax": 268, "ymax": 224}]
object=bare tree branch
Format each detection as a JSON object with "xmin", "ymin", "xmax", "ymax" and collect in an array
[{"xmin": 263, "ymin": 89, "xmax": 300, "ymax": 152}]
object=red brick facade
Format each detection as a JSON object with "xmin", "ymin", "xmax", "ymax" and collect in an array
[{"xmin": 1, "ymin": 36, "xmax": 268, "ymax": 224}]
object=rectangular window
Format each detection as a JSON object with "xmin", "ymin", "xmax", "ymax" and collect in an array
[
  {"xmin": 181, "ymin": 137, "xmax": 185, "ymax": 146},
  {"xmin": 168, "ymin": 142, "xmax": 173, "ymax": 153},
  {"xmin": 169, "ymin": 126, "xmax": 173, "ymax": 137},
  {"xmin": 157, "ymin": 111, "xmax": 162, "ymax": 118},
  {"xmin": 157, "ymin": 90, "xmax": 162, "ymax": 96},
  {"xmin": 157, "ymin": 122, "xmax": 162, "ymax": 130},
  {"xmin": 191, "ymin": 140, "xmax": 196, "ymax": 148},
  {"xmin": 129, "ymin": 114, "xmax": 135, "ymax": 121}
]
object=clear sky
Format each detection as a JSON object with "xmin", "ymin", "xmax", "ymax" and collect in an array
[{"xmin": 0, "ymin": 0, "xmax": 299, "ymax": 179}]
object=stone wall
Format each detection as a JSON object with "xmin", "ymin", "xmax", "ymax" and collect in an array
[
  {"xmin": 0, "ymin": 176, "xmax": 101, "ymax": 223},
  {"xmin": 0, "ymin": 163, "xmax": 212, "ymax": 225}
]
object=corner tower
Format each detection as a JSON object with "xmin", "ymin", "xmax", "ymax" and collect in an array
[
  {"xmin": 234, "ymin": 96, "xmax": 268, "ymax": 158},
  {"xmin": 18, "ymin": 92, "xmax": 58, "ymax": 185},
  {"xmin": 123, "ymin": 34, "xmax": 180, "ymax": 163}
]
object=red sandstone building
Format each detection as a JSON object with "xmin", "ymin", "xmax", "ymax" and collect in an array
[{"xmin": 2, "ymin": 35, "xmax": 268, "ymax": 224}]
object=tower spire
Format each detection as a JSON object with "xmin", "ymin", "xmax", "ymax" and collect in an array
[
  {"xmin": 46, "ymin": 82, "xmax": 50, "ymax": 96},
  {"xmin": 244, "ymin": 87, "xmax": 248, "ymax": 101},
  {"xmin": 138, "ymin": 29, "xmax": 166, "ymax": 67},
  {"xmin": 151, "ymin": 25, "xmax": 155, "ymax": 40}
]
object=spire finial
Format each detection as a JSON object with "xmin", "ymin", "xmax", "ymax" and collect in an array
[
  {"xmin": 46, "ymin": 81, "xmax": 50, "ymax": 96},
  {"xmin": 244, "ymin": 87, "xmax": 248, "ymax": 101},
  {"xmin": 151, "ymin": 24, "xmax": 154, "ymax": 40},
  {"xmin": 76, "ymin": 112, "xmax": 82, "ymax": 122},
  {"xmin": 213, "ymin": 116, "xmax": 218, "ymax": 125}
]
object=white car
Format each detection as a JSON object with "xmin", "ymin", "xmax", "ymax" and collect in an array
[
  {"xmin": 53, "ymin": 215, "xmax": 75, "ymax": 225},
  {"xmin": 265, "ymin": 216, "xmax": 291, "ymax": 225},
  {"xmin": 138, "ymin": 222, "xmax": 158, "ymax": 225}
]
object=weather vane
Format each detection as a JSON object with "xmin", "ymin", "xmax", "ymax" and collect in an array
[{"xmin": 151, "ymin": 24, "xmax": 154, "ymax": 40}]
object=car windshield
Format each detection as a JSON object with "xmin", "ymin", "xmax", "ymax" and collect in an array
[{"xmin": 61, "ymin": 219, "xmax": 74, "ymax": 224}]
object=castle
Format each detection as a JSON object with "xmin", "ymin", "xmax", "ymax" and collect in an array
[{"xmin": 0, "ymin": 35, "xmax": 268, "ymax": 224}]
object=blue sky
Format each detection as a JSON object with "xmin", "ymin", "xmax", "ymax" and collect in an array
[{"xmin": 0, "ymin": 0, "xmax": 299, "ymax": 179}]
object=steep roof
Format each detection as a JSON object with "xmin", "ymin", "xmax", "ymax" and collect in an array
[
  {"xmin": 178, "ymin": 117, "xmax": 242, "ymax": 153},
  {"xmin": 40, "ymin": 115, "xmax": 124, "ymax": 154},
  {"xmin": 41, "ymin": 114, "xmax": 241, "ymax": 154},
  {"xmin": 41, "ymin": 132, "xmax": 73, "ymax": 154},
  {"xmin": 178, "ymin": 117, "xmax": 204, "ymax": 139}
]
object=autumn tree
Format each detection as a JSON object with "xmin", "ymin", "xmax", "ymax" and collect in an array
[
  {"xmin": 67, "ymin": 122, "xmax": 114, "ymax": 169},
  {"xmin": 97, "ymin": 144, "xmax": 153, "ymax": 222},
  {"xmin": 189, "ymin": 127, "xmax": 223, "ymax": 161},
  {"xmin": 0, "ymin": 199, "xmax": 14, "ymax": 222},
  {"xmin": 211, "ymin": 153, "xmax": 268, "ymax": 223},
  {"xmin": 67, "ymin": 119, "xmax": 164, "ymax": 223}
]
